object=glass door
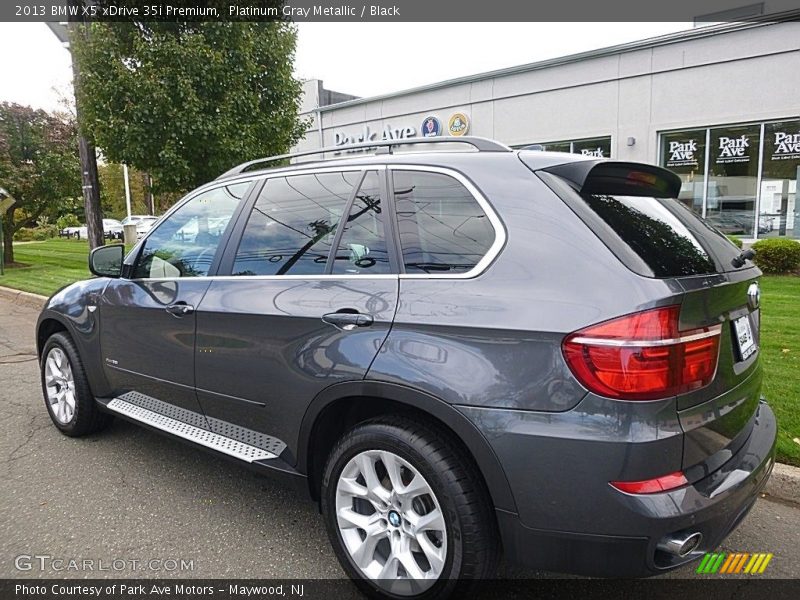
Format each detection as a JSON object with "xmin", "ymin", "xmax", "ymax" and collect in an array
[
  {"xmin": 706, "ymin": 124, "xmax": 761, "ymax": 238},
  {"xmin": 759, "ymin": 120, "xmax": 799, "ymax": 238}
]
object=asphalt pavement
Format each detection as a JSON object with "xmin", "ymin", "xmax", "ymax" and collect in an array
[{"xmin": 1, "ymin": 297, "xmax": 798, "ymax": 582}]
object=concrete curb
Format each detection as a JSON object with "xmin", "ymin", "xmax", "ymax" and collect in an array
[
  {"xmin": 764, "ymin": 462, "xmax": 800, "ymax": 506},
  {"xmin": 0, "ymin": 283, "xmax": 798, "ymax": 504},
  {"xmin": 0, "ymin": 285, "xmax": 47, "ymax": 310}
]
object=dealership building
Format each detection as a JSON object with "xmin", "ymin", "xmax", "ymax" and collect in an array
[{"xmin": 295, "ymin": 19, "xmax": 800, "ymax": 241}]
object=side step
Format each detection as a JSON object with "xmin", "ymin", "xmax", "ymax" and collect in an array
[{"xmin": 106, "ymin": 398, "xmax": 278, "ymax": 463}]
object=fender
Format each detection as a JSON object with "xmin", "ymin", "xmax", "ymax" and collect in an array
[
  {"xmin": 36, "ymin": 278, "xmax": 113, "ymax": 397},
  {"xmin": 297, "ymin": 379, "xmax": 518, "ymax": 513}
]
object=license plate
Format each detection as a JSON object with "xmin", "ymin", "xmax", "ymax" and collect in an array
[{"xmin": 734, "ymin": 315, "xmax": 756, "ymax": 360}]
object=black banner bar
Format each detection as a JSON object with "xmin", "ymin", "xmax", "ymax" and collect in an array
[{"xmin": 3, "ymin": 0, "xmax": 800, "ymax": 22}]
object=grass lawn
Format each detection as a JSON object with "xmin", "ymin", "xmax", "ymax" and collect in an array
[
  {"xmin": 1, "ymin": 239, "xmax": 799, "ymax": 465},
  {"xmin": 1, "ymin": 238, "xmax": 93, "ymax": 296},
  {"xmin": 759, "ymin": 276, "xmax": 800, "ymax": 466}
]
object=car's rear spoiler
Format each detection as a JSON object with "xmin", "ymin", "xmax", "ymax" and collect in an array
[{"xmin": 539, "ymin": 160, "xmax": 682, "ymax": 199}]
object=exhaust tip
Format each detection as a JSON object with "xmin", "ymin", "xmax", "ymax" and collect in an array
[{"xmin": 657, "ymin": 532, "xmax": 703, "ymax": 557}]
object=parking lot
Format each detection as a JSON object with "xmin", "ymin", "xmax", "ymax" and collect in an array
[{"xmin": 1, "ymin": 296, "xmax": 798, "ymax": 582}]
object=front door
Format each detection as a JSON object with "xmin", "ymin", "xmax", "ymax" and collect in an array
[
  {"xmin": 194, "ymin": 169, "xmax": 399, "ymax": 452},
  {"xmin": 100, "ymin": 180, "xmax": 253, "ymax": 416}
]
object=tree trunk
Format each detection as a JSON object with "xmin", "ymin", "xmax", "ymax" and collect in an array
[
  {"xmin": 69, "ymin": 22, "xmax": 104, "ymax": 250},
  {"xmin": 2, "ymin": 208, "xmax": 14, "ymax": 265},
  {"xmin": 143, "ymin": 172, "xmax": 154, "ymax": 215}
]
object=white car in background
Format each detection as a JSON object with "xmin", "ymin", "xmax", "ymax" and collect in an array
[
  {"xmin": 134, "ymin": 216, "xmax": 159, "ymax": 239},
  {"xmin": 61, "ymin": 219, "xmax": 124, "ymax": 240}
]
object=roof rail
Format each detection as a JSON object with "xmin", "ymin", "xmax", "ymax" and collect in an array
[{"xmin": 217, "ymin": 136, "xmax": 511, "ymax": 179}]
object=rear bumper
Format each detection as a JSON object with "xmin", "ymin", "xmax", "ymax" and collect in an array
[{"xmin": 484, "ymin": 401, "xmax": 777, "ymax": 576}]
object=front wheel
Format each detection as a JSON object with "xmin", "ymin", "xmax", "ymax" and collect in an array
[
  {"xmin": 321, "ymin": 417, "xmax": 499, "ymax": 599},
  {"xmin": 40, "ymin": 332, "xmax": 112, "ymax": 436}
]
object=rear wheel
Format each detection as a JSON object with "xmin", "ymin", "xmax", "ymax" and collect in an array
[
  {"xmin": 321, "ymin": 416, "xmax": 499, "ymax": 599},
  {"xmin": 40, "ymin": 332, "xmax": 112, "ymax": 436}
]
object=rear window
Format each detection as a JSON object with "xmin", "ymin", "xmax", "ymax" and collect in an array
[
  {"xmin": 536, "ymin": 161, "xmax": 751, "ymax": 278},
  {"xmin": 580, "ymin": 194, "xmax": 717, "ymax": 277}
]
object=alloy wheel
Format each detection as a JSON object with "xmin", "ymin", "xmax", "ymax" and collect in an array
[
  {"xmin": 335, "ymin": 449, "xmax": 447, "ymax": 595},
  {"xmin": 44, "ymin": 347, "xmax": 76, "ymax": 424}
]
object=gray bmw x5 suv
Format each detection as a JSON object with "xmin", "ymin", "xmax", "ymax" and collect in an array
[{"xmin": 37, "ymin": 137, "xmax": 776, "ymax": 597}]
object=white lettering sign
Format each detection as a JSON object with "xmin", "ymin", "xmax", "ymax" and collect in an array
[
  {"xmin": 334, "ymin": 124, "xmax": 417, "ymax": 152},
  {"xmin": 716, "ymin": 135, "xmax": 751, "ymax": 163},
  {"xmin": 666, "ymin": 139, "xmax": 699, "ymax": 166},
  {"xmin": 772, "ymin": 132, "xmax": 800, "ymax": 160}
]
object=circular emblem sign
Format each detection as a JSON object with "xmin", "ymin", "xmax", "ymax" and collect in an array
[
  {"xmin": 448, "ymin": 112, "xmax": 469, "ymax": 137},
  {"xmin": 421, "ymin": 116, "xmax": 442, "ymax": 138}
]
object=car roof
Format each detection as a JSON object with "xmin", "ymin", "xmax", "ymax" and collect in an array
[{"xmin": 213, "ymin": 149, "xmax": 595, "ymax": 185}]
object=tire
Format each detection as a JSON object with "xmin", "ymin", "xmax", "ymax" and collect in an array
[
  {"xmin": 40, "ymin": 332, "xmax": 112, "ymax": 437},
  {"xmin": 321, "ymin": 416, "xmax": 499, "ymax": 599}
]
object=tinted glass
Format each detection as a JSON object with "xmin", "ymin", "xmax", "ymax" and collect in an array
[
  {"xmin": 133, "ymin": 181, "xmax": 249, "ymax": 278},
  {"xmin": 760, "ymin": 120, "xmax": 799, "ymax": 239},
  {"xmin": 706, "ymin": 124, "xmax": 760, "ymax": 237},
  {"xmin": 661, "ymin": 130, "xmax": 706, "ymax": 214},
  {"xmin": 331, "ymin": 171, "xmax": 390, "ymax": 274},
  {"xmin": 232, "ymin": 172, "xmax": 358, "ymax": 276},
  {"xmin": 572, "ymin": 137, "xmax": 611, "ymax": 158},
  {"xmin": 581, "ymin": 193, "xmax": 717, "ymax": 277},
  {"xmin": 392, "ymin": 171, "xmax": 495, "ymax": 274}
]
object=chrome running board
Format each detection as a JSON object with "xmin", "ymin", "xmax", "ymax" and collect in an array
[{"xmin": 106, "ymin": 398, "xmax": 278, "ymax": 463}]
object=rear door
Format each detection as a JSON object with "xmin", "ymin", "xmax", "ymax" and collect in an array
[
  {"xmin": 535, "ymin": 159, "xmax": 762, "ymax": 469},
  {"xmin": 193, "ymin": 168, "xmax": 399, "ymax": 453}
]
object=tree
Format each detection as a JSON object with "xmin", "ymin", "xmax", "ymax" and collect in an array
[
  {"xmin": 72, "ymin": 21, "xmax": 308, "ymax": 196},
  {"xmin": 0, "ymin": 103, "xmax": 81, "ymax": 265}
]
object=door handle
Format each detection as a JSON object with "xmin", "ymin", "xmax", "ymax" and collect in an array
[
  {"xmin": 165, "ymin": 302, "xmax": 195, "ymax": 317},
  {"xmin": 322, "ymin": 310, "xmax": 374, "ymax": 331}
]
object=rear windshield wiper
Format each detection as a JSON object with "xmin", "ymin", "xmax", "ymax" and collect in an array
[{"xmin": 731, "ymin": 248, "xmax": 756, "ymax": 269}]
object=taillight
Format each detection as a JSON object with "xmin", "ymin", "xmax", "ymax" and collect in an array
[
  {"xmin": 562, "ymin": 306, "xmax": 721, "ymax": 401},
  {"xmin": 610, "ymin": 471, "xmax": 689, "ymax": 494}
]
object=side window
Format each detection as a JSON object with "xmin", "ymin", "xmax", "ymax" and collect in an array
[
  {"xmin": 392, "ymin": 170, "xmax": 495, "ymax": 274},
  {"xmin": 133, "ymin": 181, "xmax": 250, "ymax": 279},
  {"xmin": 232, "ymin": 172, "xmax": 358, "ymax": 276},
  {"xmin": 331, "ymin": 171, "xmax": 391, "ymax": 274}
]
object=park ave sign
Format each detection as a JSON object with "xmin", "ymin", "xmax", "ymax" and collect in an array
[{"xmin": 334, "ymin": 124, "xmax": 417, "ymax": 150}]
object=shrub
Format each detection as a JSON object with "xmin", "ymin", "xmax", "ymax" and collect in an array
[
  {"xmin": 727, "ymin": 235, "xmax": 743, "ymax": 249},
  {"xmin": 751, "ymin": 238, "xmax": 800, "ymax": 274},
  {"xmin": 56, "ymin": 214, "xmax": 81, "ymax": 230},
  {"xmin": 13, "ymin": 228, "xmax": 37, "ymax": 242}
]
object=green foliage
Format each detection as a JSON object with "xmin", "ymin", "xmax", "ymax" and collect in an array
[
  {"xmin": 751, "ymin": 238, "xmax": 800, "ymax": 274},
  {"xmin": 0, "ymin": 102, "xmax": 81, "ymax": 263},
  {"xmin": 14, "ymin": 226, "xmax": 59, "ymax": 241},
  {"xmin": 727, "ymin": 235, "xmax": 743, "ymax": 249},
  {"xmin": 72, "ymin": 22, "xmax": 308, "ymax": 195},
  {"xmin": 56, "ymin": 214, "xmax": 81, "ymax": 230},
  {"xmin": 13, "ymin": 228, "xmax": 37, "ymax": 242}
]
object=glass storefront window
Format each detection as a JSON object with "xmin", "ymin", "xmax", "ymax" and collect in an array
[
  {"xmin": 526, "ymin": 136, "xmax": 612, "ymax": 157},
  {"xmin": 572, "ymin": 137, "xmax": 611, "ymax": 158},
  {"xmin": 661, "ymin": 130, "xmax": 706, "ymax": 214},
  {"xmin": 540, "ymin": 141, "xmax": 571, "ymax": 153},
  {"xmin": 760, "ymin": 120, "xmax": 799, "ymax": 238}
]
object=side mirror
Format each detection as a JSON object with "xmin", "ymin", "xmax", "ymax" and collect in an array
[{"xmin": 89, "ymin": 244, "xmax": 124, "ymax": 278}]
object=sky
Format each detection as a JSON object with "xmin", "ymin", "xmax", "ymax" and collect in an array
[{"xmin": 0, "ymin": 22, "xmax": 692, "ymax": 112}]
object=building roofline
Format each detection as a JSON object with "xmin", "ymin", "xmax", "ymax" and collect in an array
[{"xmin": 312, "ymin": 15, "xmax": 797, "ymax": 114}]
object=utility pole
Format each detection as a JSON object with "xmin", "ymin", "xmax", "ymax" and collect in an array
[
  {"xmin": 68, "ymin": 22, "xmax": 104, "ymax": 250},
  {"xmin": 48, "ymin": 21, "xmax": 104, "ymax": 250}
]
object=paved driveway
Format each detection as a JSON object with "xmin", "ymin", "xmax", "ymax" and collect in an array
[{"xmin": 1, "ymin": 296, "xmax": 797, "ymax": 581}]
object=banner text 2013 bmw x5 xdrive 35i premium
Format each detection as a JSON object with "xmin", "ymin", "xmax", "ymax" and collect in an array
[{"xmin": 36, "ymin": 137, "xmax": 776, "ymax": 599}]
